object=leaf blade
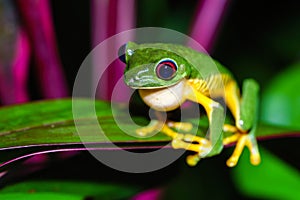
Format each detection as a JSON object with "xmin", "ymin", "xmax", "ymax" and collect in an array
[{"xmin": 0, "ymin": 98, "xmax": 299, "ymax": 171}]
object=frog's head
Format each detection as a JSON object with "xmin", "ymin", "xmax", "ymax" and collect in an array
[{"xmin": 119, "ymin": 42, "xmax": 191, "ymax": 89}]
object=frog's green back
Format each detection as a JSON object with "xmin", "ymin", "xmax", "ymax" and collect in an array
[{"xmin": 132, "ymin": 42, "xmax": 232, "ymax": 80}]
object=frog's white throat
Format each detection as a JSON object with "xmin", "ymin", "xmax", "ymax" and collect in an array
[{"xmin": 138, "ymin": 79, "xmax": 189, "ymax": 112}]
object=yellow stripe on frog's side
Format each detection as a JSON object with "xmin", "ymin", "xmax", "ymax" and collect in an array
[
  {"xmin": 188, "ymin": 74, "xmax": 242, "ymax": 127},
  {"xmin": 187, "ymin": 74, "xmax": 232, "ymax": 98}
]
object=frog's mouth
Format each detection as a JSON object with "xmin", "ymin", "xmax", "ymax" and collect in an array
[
  {"xmin": 125, "ymin": 77, "xmax": 182, "ymax": 90},
  {"xmin": 138, "ymin": 79, "xmax": 187, "ymax": 112}
]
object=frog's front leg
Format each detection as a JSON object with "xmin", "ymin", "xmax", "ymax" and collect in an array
[
  {"xmin": 135, "ymin": 111, "xmax": 193, "ymax": 137},
  {"xmin": 136, "ymin": 109, "xmax": 212, "ymax": 166},
  {"xmin": 223, "ymin": 79, "xmax": 261, "ymax": 167},
  {"xmin": 177, "ymin": 83, "xmax": 226, "ymax": 166},
  {"xmin": 162, "ymin": 124, "xmax": 212, "ymax": 166},
  {"xmin": 136, "ymin": 119, "xmax": 163, "ymax": 137}
]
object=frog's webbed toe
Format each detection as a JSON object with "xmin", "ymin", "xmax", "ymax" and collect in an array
[
  {"xmin": 136, "ymin": 119, "xmax": 212, "ymax": 166},
  {"xmin": 135, "ymin": 120, "xmax": 162, "ymax": 137},
  {"xmin": 223, "ymin": 124, "xmax": 261, "ymax": 167},
  {"xmin": 171, "ymin": 134, "xmax": 212, "ymax": 166},
  {"xmin": 167, "ymin": 121, "xmax": 193, "ymax": 132},
  {"xmin": 136, "ymin": 120, "xmax": 193, "ymax": 137},
  {"xmin": 162, "ymin": 126, "xmax": 212, "ymax": 166}
]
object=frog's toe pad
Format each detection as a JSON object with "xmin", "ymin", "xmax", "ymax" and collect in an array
[
  {"xmin": 226, "ymin": 149, "xmax": 260, "ymax": 167},
  {"xmin": 186, "ymin": 154, "xmax": 201, "ymax": 166},
  {"xmin": 250, "ymin": 150, "xmax": 261, "ymax": 165},
  {"xmin": 226, "ymin": 156, "xmax": 239, "ymax": 167},
  {"xmin": 135, "ymin": 128, "xmax": 148, "ymax": 136},
  {"xmin": 167, "ymin": 121, "xmax": 193, "ymax": 132},
  {"xmin": 226, "ymin": 133, "xmax": 261, "ymax": 167},
  {"xmin": 135, "ymin": 120, "xmax": 162, "ymax": 136},
  {"xmin": 171, "ymin": 134, "xmax": 211, "ymax": 166},
  {"xmin": 135, "ymin": 126, "xmax": 158, "ymax": 136}
]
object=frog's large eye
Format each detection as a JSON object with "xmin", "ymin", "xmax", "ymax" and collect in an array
[{"xmin": 156, "ymin": 59, "xmax": 177, "ymax": 80}]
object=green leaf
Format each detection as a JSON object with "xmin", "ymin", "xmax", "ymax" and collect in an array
[
  {"xmin": 0, "ymin": 193, "xmax": 81, "ymax": 200},
  {"xmin": 232, "ymin": 147, "xmax": 300, "ymax": 200},
  {"xmin": 261, "ymin": 62, "xmax": 300, "ymax": 129},
  {"xmin": 231, "ymin": 62, "xmax": 300, "ymax": 200},
  {"xmin": 0, "ymin": 99, "xmax": 170, "ymax": 150},
  {"xmin": 0, "ymin": 180, "xmax": 139, "ymax": 200},
  {"xmin": 0, "ymin": 98, "xmax": 172, "ymax": 170},
  {"xmin": 0, "ymin": 98, "xmax": 298, "ymax": 171}
]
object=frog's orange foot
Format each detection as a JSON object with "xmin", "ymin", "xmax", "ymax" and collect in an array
[
  {"xmin": 136, "ymin": 120, "xmax": 209, "ymax": 166},
  {"xmin": 136, "ymin": 120, "xmax": 193, "ymax": 137},
  {"xmin": 172, "ymin": 133, "xmax": 212, "ymax": 166},
  {"xmin": 136, "ymin": 120, "xmax": 163, "ymax": 137},
  {"xmin": 167, "ymin": 121, "xmax": 193, "ymax": 132},
  {"xmin": 223, "ymin": 125, "xmax": 260, "ymax": 167}
]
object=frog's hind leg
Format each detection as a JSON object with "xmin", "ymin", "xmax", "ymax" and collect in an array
[
  {"xmin": 223, "ymin": 79, "xmax": 261, "ymax": 167},
  {"xmin": 160, "ymin": 124, "xmax": 211, "ymax": 166},
  {"xmin": 223, "ymin": 129, "xmax": 260, "ymax": 167}
]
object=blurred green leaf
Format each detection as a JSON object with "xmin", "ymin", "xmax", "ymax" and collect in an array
[
  {"xmin": 0, "ymin": 193, "xmax": 80, "ymax": 200},
  {"xmin": 0, "ymin": 180, "xmax": 139, "ymax": 200},
  {"xmin": 232, "ymin": 62, "xmax": 300, "ymax": 200},
  {"xmin": 232, "ymin": 147, "xmax": 300, "ymax": 200},
  {"xmin": 261, "ymin": 62, "xmax": 300, "ymax": 129}
]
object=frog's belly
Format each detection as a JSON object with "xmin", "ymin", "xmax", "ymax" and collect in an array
[{"xmin": 138, "ymin": 80, "xmax": 187, "ymax": 112}]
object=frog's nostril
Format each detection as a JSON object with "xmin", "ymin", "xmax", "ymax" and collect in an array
[
  {"xmin": 129, "ymin": 78, "xmax": 134, "ymax": 84},
  {"xmin": 118, "ymin": 43, "xmax": 127, "ymax": 63}
]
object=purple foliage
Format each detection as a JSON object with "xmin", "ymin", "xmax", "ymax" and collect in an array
[
  {"xmin": 131, "ymin": 188, "xmax": 163, "ymax": 200},
  {"xmin": 0, "ymin": 0, "xmax": 230, "ymax": 103},
  {"xmin": 188, "ymin": 0, "xmax": 230, "ymax": 52},
  {"xmin": 91, "ymin": 0, "xmax": 135, "ymax": 101},
  {"xmin": 0, "ymin": 1, "xmax": 30, "ymax": 104},
  {"xmin": 16, "ymin": 0, "xmax": 68, "ymax": 99}
]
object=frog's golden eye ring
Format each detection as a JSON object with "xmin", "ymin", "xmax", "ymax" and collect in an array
[
  {"xmin": 118, "ymin": 43, "xmax": 127, "ymax": 63},
  {"xmin": 156, "ymin": 59, "xmax": 178, "ymax": 80}
]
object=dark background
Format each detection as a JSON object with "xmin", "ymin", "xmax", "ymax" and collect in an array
[
  {"xmin": 51, "ymin": 0, "xmax": 300, "ymax": 91},
  {"xmin": 13, "ymin": 1, "xmax": 297, "ymax": 199}
]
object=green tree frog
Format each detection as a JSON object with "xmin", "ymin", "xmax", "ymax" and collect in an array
[{"xmin": 119, "ymin": 42, "xmax": 261, "ymax": 167}]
